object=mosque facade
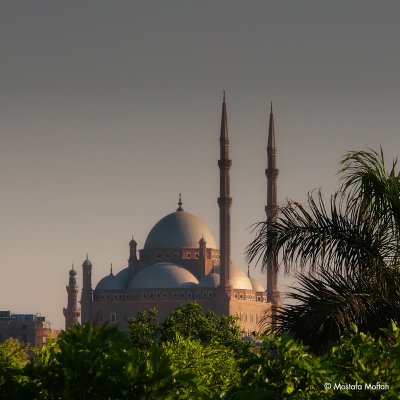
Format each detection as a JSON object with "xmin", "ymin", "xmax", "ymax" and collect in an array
[{"xmin": 64, "ymin": 95, "xmax": 279, "ymax": 335}]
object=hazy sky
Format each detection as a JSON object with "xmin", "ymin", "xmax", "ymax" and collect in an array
[{"xmin": 1, "ymin": 1, "xmax": 400, "ymax": 329}]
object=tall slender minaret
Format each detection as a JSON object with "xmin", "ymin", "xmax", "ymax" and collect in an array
[
  {"xmin": 63, "ymin": 265, "xmax": 81, "ymax": 330},
  {"xmin": 265, "ymin": 103, "xmax": 280, "ymax": 311},
  {"xmin": 80, "ymin": 255, "xmax": 93, "ymax": 323},
  {"xmin": 218, "ymin": 91, "xmax": 232, "ymax": 292}
]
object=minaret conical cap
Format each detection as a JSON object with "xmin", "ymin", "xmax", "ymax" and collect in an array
[
  {"xmin": 220, "ymin": 91, "xmax": 228, "ymax": 138},
  {"xmin": 267, "ymin": 101, "xmax": 276, "ymax": 149}
]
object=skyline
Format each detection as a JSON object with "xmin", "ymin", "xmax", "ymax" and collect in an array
[{"xmin": 1, "ymin": 1, "xmax": 400, "ymax": 329}]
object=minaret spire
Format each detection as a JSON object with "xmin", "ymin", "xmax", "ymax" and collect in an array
[
  {"xmin": 218, "ymin": 92, "xmax": 232, "ymax": 291},
  {"xmin": 63, "ymin": 264, "xmax": 81, "ymax": 330},
  {"xmin": 266, "ymin": 102, "xmax": 278, "ymax": 217},
  {"xmin": 265, "ymin": 102, "xmax": 280, "ymax": 320}
]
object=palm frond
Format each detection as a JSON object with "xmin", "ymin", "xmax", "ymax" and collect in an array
[
  {"xmin": 267, "ymin": 269, "xmax": 400, "ymax": 352},
  {"xmin": 247, "ymin": 190, "xmax": 391, "ymax": 277}
]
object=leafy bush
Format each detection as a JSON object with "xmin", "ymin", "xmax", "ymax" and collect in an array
[
  {"xmin": 235, "ymin": 332, "xmax": 330, "ymax": 399},
  {"xmin": 129, "ymin": 303, "xmax": 249, "ymax": 360},
  {"xmin": 163, "ymin": 334, "xmax": 240, "ymax": 399},
  {"xmin": 0, "ymin": 339, "xmax": 29, "ymax": 399},
  {"xmin": 234, "ymin": 323, "xmax": 400, "ymax": 399},
  {"xmin": 3, "ymin": 319, "xmax": 400, "ymax": 398}
]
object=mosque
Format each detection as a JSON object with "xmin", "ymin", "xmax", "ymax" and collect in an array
[{"xmin": 63, "ymin": 95, "xmax": 280, "ymax": 335}]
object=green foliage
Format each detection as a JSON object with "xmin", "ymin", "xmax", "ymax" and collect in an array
[
  {"xmin": 0, "ymin": 339, "xmax": 29, "ymax": 400},
  {"xmin": 235, "ymin": 332, "xmax": 330, "ymax": 399},
  {"xmin": 31, "ymin": 323, "xmax": 134, "ymax": 399},
  {"xmin": 129, "ymin": 303, "xmax": 249, "ymax": 359},
  {"xmin": 235, "ymin": 323, "xmax": 400, "ymax": 399},
  {"xmin": 3, "ymin": 321, "xmax": 400, "ymax": 398},
  {"xmin": 28, "ymin": 323, "xmax": 206, "ymax": 400},
  {"xmin": 127, "ymin": 343, "xmax": 202, "ymax": 400},
  {"xmin": 326, "ymin": 321, "xmax": 400, "ymax": 399},
  {"xmin": 128, "ymin": 308, "xmax": 160, "ymax": 353},
  {"xmin": 160, "ymin": 303, "xmax": 246, "ymax": 357},
  {"xmin": 128, "ymin": 303, "xmax": 245, "ymax": 398},
  {"xmin": 163, "ymin": 334, "xmax": 240, "ymax": 399}
]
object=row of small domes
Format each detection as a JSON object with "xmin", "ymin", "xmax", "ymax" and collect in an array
[{"xmin": 95, "ymin": 262, "xmax": 265, "ymax": 292}]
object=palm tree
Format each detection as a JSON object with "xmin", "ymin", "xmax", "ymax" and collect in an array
[{"xmin": 247, "ymin": 149, "xmax": 400, "ymax": 351}]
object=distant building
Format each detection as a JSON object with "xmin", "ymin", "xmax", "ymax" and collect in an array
[
  {"xmin": 0, "ymin": 311, "xmax": 59, "ymax": 348},
  {"xmin": 64, "ymin": 95, "xmax": 280, "ymax": 335}
]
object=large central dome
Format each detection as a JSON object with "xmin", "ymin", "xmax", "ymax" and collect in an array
[{"xmin": 144, "ymin": 210, "xmax": 217, "ymax": 249}]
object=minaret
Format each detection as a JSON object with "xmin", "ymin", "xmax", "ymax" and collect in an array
[
  {"xmin": 199, "ymin": 235, "xmax": 207, "ymax": 278},
  {"xmin": 265, "ymin": 103, "xmax": 281, "ymax": 312},
  {"xmin": 217, "ymin": 91, "xmax": 232, "ymax": 292},
  {"xmin": 63, "ymin": 264, "xmax": 81, "ymax": 330},
  {"xmin": 80, "ymin": 255, "xmax": 93, "ymax": 323},
  {"xmin": 129, "ymin": 236, "xmax": 138, "ymax": 268}
]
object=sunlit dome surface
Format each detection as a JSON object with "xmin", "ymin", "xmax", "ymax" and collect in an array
[
  {"xmin": 144, "ymin": 210, "xmax": 217, "ymax": 249},
  {"xmin": 229, "ymin": 265, "xmax": 253, "ymax": 290},
  {"xmin": 207, "ymin": 265, "xmax": 255, "ymax": 290},
  {"xmin": 128, "ymin": 262, "xmax": 199, "ymax": 289},
  {"xmin": 249, "ymin": 276, "xmax": 265, "ymax": 292}
]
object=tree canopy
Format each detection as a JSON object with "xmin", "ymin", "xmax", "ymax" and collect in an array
[{"xmin": 3, "ymin": 321, "xmax": 400, "ymax": 398}]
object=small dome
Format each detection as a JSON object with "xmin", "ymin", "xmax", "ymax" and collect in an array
[
  {"xmin": 249, "ymin": 277, "xmax": 265, "ymax": 292},
  {"xmin": 82, "ymin": 258, "xmax": 92, "ymax": 268},
  {"xmin": 128, "ymin": 262, "xmax": 199, "ymax": 289},
  {"xmin": 96, "ymin": 273, "xmax": 125, "ymax": 291},
  {"xmin": 68, "ymin": 266, "xmax": 77, "ymax": 286},
  {"xmin": 212, "ymin": 265, "xmax": 253, "ymax": 290},
  {"xmin": 129, "ymin": 237, "xmax": 137, "ymax": 246},
  {"xmin": 199, "ymin": 272, "xmax": 220, "ymax": 288},
  {"xmin": 144, "ymin": 211, "xmax": 217, "ymax": 249}
]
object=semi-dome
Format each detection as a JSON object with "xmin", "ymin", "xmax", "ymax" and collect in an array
[
  {"xmin": 249, "ymin": 276, "xmax": 266, "ymax": 292},
  {"xmin": 95, "ymin": 273, "xmax": 126, "ymax": 291},
  {"xmin": 114, "ymin": 267, "xmax": 131, "ymax": 289},
  {"xmin": 205, "ymin": 265, "xmax": 254, "ymax": 290},
  {"xmin": 230, "ymin": 265, "xmax": 253, "ymax": 290},
  {"xmin": 128, "ymin": 262, "xmax": 199, "ymax": 289},
  {"xmin": 199, "ymin": 272, "xmax": 220, "ymax": 288},
  {"xmin": 144, "ymin": 210, "xmax": 217, "ymax": 249}
]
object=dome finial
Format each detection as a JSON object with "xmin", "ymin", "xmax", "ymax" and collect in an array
[
  {"xmin": 69, "ymin": 261, "xmax": 77, "ymax": 278},
  {"xmin": 86, "ymin": 253, "xmax": 89, "ymax": 260},
  {"xmin": 110, "ymin": 263, "xmax": 113, "ymax": 276},
  {"xmin": 177, "ymin": 193, "xmax": 184, "ymax": 211},
  {"xmin": 247, "ymin": 264, "xmax": 250, "ymax": 278}
]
